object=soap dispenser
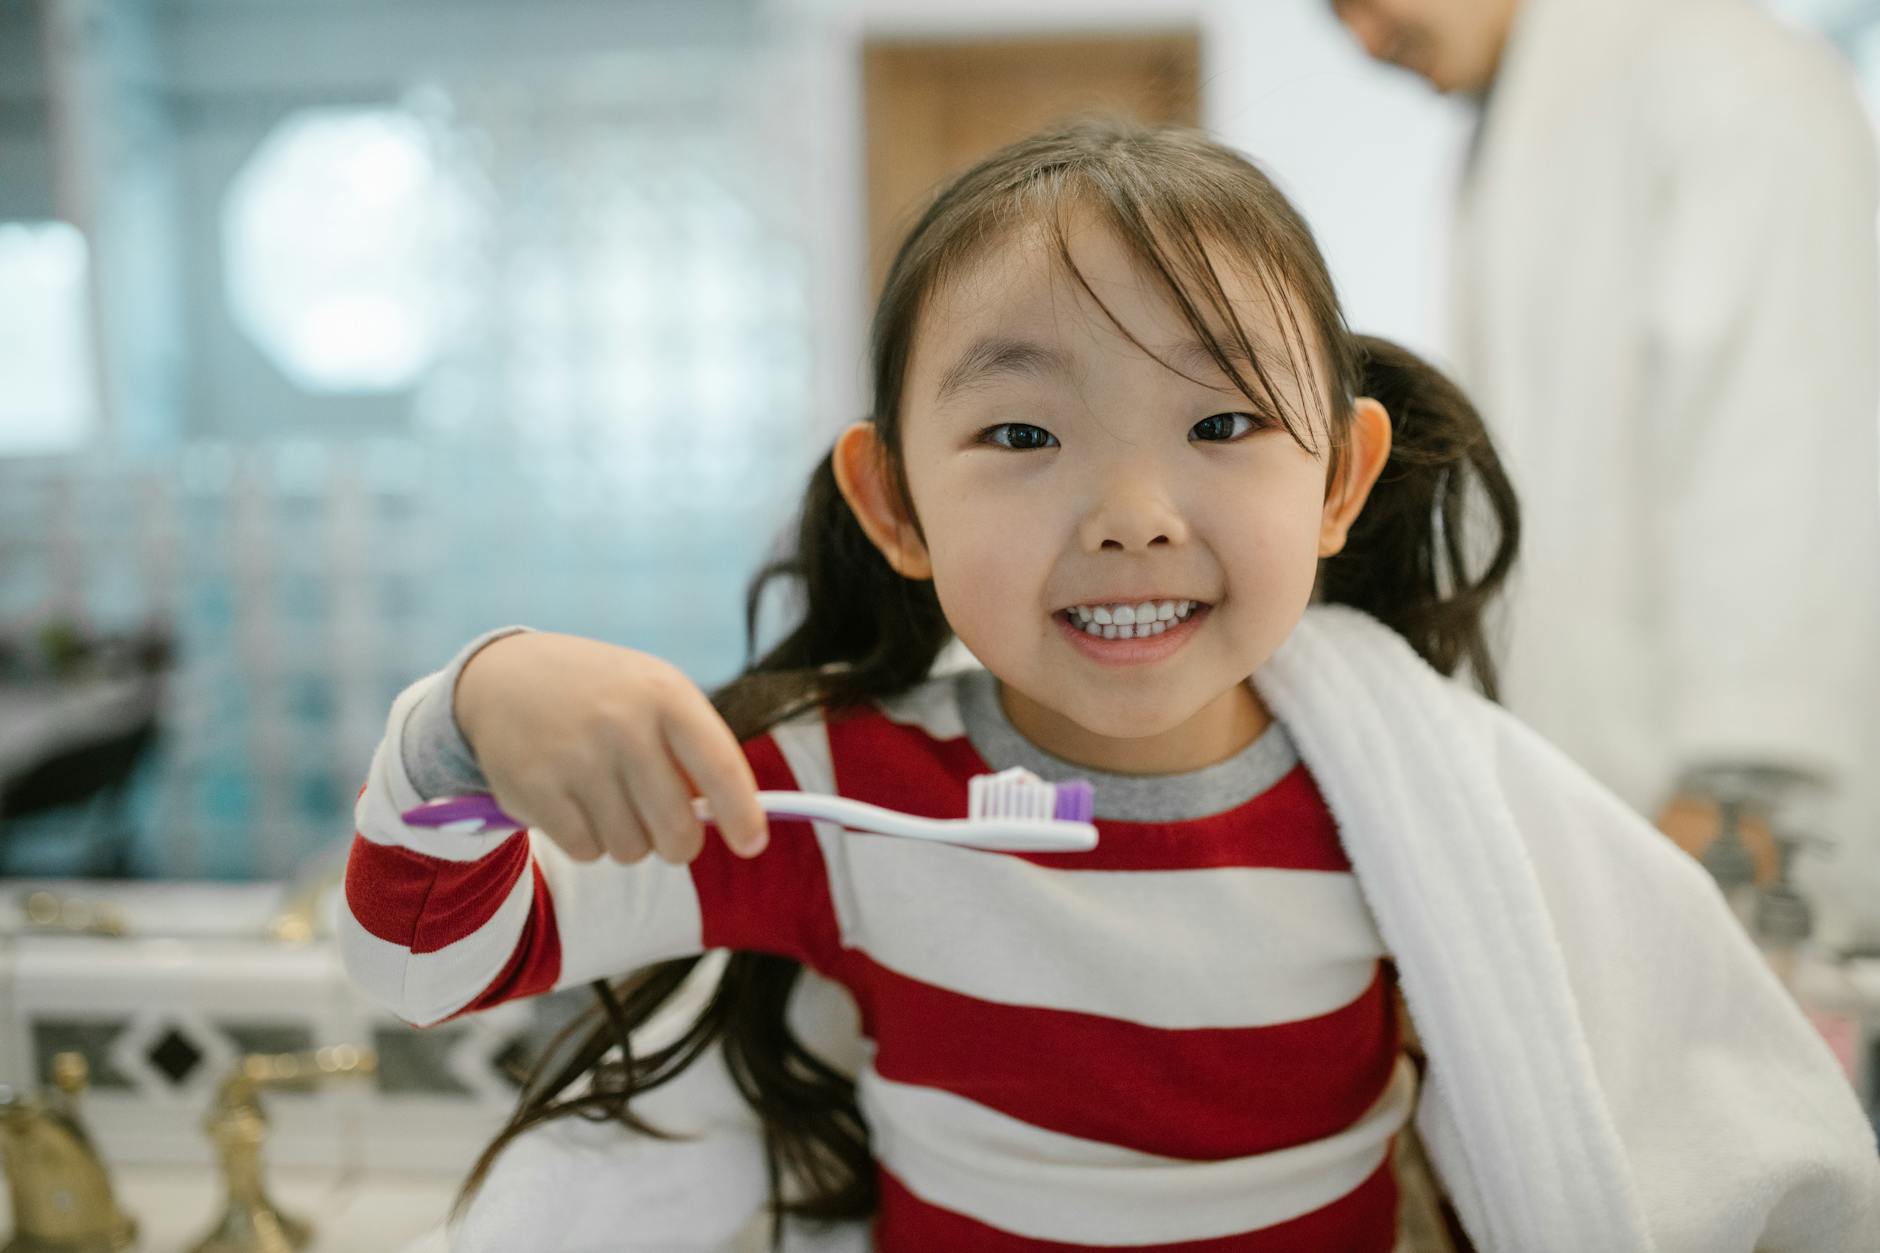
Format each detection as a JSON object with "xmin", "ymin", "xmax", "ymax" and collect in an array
[{"xmin": 1753, "ymin": 832, "xmax": 1820, "ymax": 990}]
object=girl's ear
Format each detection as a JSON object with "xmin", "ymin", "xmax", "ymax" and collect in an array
[
  {"xmin": 832, "ymin": 421, "xmax": 934, "ymax": 580},
  {"xmin": 1318, "ymin": 398, "xmax": 1393, "ymax": 557}
]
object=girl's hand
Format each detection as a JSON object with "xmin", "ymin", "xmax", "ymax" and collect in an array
[{"xmin": 453, "ymin": 632, "xmax": 769, "ymax": 865}]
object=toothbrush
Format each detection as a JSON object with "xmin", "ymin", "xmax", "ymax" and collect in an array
[{"xmin": 400, "ymin": 766, "xmax": 1098, "ymax": 853}]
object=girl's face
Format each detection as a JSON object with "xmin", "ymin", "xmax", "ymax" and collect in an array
[{"xmin": 846, "ymin": 213, "xmax": 1388, "ymax": 774}]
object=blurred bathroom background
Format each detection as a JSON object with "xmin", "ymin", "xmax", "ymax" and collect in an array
[
  {"xmin": 1, "ymin": 0, "xmax": 1877, "ymax": 1247},
  {"xmin": 4, "ymin": 0, "xmax": 1870, "ymax": 883}
]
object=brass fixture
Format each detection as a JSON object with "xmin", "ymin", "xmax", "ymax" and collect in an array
[
  {"xmin": 0, "ymin": 1051, "xmax": 138, "ymax": 1253},
  {"xmin": 18, "ymin": 891, "xmax": 128, "ymax": 938},
  {"xmin": 186, "ymin": 1046, "xmax": 377, "ymax": 1253},
  {"xmin": 261, "ymin": 867, "xmax": 339, "ymax": 946}
]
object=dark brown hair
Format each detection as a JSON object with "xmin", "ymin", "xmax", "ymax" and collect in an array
[{"xmin": 454, "ymin": 118, "xmax": 1518, "ymax": 1237}]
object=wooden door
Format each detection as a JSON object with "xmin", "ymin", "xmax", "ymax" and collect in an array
[{"xmin": 863, "ymin": 32, "xmax": 1201, "ymax": 298}]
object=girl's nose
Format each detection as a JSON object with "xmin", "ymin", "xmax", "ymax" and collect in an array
[{"xmin": 1077, "ymin": 476, "xmax": 1190, "ymax": 553}]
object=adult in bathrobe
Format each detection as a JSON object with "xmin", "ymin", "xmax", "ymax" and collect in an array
[{"xmin": 1329, "ymin": 0, "xmax": 1880, "ymax": 947}]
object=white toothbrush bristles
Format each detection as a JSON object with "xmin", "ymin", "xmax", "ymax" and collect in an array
[{"xmin": 969, "ymin": 766, "xmax": 1088, "ymax": 823}]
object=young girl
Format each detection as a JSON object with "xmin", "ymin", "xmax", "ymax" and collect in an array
[{"xmin": 341, "ymin": 122, "xmax": 1879, "ymax": 1252}]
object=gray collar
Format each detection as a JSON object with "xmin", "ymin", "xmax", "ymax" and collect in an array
[{"xmin": 952, "ymin": 669, "xmax": 1299, "ymax": 822}]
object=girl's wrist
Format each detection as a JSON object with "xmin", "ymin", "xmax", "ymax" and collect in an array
[{"xmin": 450, "ymin": 627, "xmax": 535, "ymax": 760}]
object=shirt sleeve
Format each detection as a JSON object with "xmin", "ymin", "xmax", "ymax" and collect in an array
[
  {"xmin": 338, "ymin": 651, "xmax": 838, "ymax": 1027},
  {"xmin": 399, "ymin": 624, "xmax": 531, "ymax": 801}
]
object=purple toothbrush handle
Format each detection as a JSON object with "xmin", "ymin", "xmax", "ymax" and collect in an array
[{"xmin": 403, "ymin": 795, "xmax": 522, "ymax": 828}]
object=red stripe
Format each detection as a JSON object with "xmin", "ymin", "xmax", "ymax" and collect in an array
[
  {"xmin": 826, "ymin": 706, "xmax": 1350, "ymax": 873},
  {"xmin": 690, "ymin": 814, "xmax": 845, "ymax": 971},
  {"xmin": 864, "ymin": 955, "xmax": 1398, "ymax": 1159},
  {"xmin": 343, "ymin": 830, "xmax": 533, "ymax": 953},
  {"xmin": 874, "ymin": 1151, "xmax": 1399, "ymax": 1251},
  {"xmin": 452, "ymin": 859, "xmax": 563, "ymax": 1017},
  {"xmin": 1030, "ymin": 766, "xmax": 1350, "ymax": 873},
  {"xmin": 689, "ymin": 729, "xmax": 847, "ymax": 970},
  {"xmin": 345, "ymin": 825, "xmax": 562, "ymax": 1020}
]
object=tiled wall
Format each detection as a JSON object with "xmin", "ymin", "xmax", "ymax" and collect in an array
[{"xmin": 0, "ymin": 38, "xmax": 828, "ymax": 881}]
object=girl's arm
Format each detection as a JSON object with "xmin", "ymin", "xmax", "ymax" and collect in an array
[{"xmin": 338, "ymin": 634, "xmax": 833, "ymax": 1027}]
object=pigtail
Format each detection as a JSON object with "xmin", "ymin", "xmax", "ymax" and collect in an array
[{"xmin": 1319, "ymin": 334, "xmax": 1520, "ymax": 700}]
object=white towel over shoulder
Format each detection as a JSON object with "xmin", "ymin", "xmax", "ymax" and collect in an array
[{"xmin": 1252, "ymin": 606, "xmax": 1880, "ymax": 1251}]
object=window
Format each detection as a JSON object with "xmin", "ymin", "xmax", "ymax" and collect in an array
[
  {"xmin": 0, "ymin": 220, "xmax": 97, "ymax": 455},
  {"xmin": 222, "ymin": 109, "xmax": 477, "ymax": 395}
]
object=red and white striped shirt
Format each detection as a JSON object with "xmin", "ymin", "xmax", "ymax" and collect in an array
[{"xmin": 341, "ymin": 663, "xmax": 1413, "ymax": 1250}]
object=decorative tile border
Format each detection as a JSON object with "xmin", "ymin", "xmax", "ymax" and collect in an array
[{"xmin": 6, "ymin": 930, "xmax": 548, "ymax": 1170}]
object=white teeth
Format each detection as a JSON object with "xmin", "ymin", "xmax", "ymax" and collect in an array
[
  {"xmin": 1089, "ymin": 619, "xmax": 1178, "ymax": 641},
  {"xmin": 1065, "ymin": 599, "xmax": 1205, "ymax": 632}
]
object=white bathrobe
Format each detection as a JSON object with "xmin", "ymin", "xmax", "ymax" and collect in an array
[
  {"xmin": 447, "ymin": 607, "xmax": 1880, "ymax": 1252},
  {"xmin": 1448, "ymin": 0, "xmax": 1880, "ymax": 944}
]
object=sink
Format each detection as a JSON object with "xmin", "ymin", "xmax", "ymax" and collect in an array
[
  {"xmin": 0, "ymin": 877, "xmax": 299, "ymax": 938},
  {"xmin": 0, "ymin": 876, "xmax": 535, "ymax": 1173}
]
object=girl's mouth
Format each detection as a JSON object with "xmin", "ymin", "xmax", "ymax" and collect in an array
[{"xmin": 1053, "ymin": 600, "xmax": 1212, "ymax": 665}]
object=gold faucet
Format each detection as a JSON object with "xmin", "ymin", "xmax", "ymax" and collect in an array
[
  {"xmin": 186, "ymin": 1045, "xmax": 377, "ymax": 1253},
  {"xmin": 0, "ymin": 1052, "xmax": 138, "ymax": 1253},
  {"xmin": 18, "ymin": 892, "xmax": 128, "ymax": 939},
  {"xmin": 262, "ymin": 868, "xmax": 339, "ymax": 946}
]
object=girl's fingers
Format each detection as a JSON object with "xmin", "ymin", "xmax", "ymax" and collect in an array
[
  {"xmin": 659, "ymin": 699, "xmax": 767, "ymax": 857},
  {"xmin": 580, "ymin": 776, "xmax": 652, "ymax": 865},
  {"xmin": 533, "ymin": 793, "xmax": 604, "ymax": 863},
  {"xmin": 620, "ymin": 739, "xmax": 707, "ymax": 864}
]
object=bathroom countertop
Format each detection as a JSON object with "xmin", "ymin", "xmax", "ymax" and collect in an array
[{"xmin": 0, "ymin": 1162, "xmax": 458, "ymax": 1253}]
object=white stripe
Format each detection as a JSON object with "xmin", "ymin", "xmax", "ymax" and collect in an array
[
  {"xmin": 769, "ymin": 695, "xmax": 1383, "ymax": 1027},
  {"xmin": 863, "ymin": 1053, "xmax": 1417, "ymax": 1244},
  {"xmin": 875, "ymin": 675, "xmax": 967, "ymax": 740},
  {"xmin": 841, "ymin": 834, "xmax": 1385, "ymax": 1028},
  {"xmin": 767, "ymin": 711, "xmax": 867, "ymax": 950},
  {"xmin": 338, "ymin": 866, "xmax": 537, "ymax": 1025},
  {"xmin": 342, "ymin": 826, "xmax": 706, "ymax": 1025},
  {"xmin": 530, "ymin": 831, "xmax": 707, "ymax": 988}
]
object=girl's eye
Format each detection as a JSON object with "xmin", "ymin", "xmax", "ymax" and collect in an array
[
  {"xmin": 980, "ymin": 422, "xmax": 1059, "ymax": 451},
  {"xmin": 1191, "ymin": 412, "xmax": 1266, "ymax": 442}
]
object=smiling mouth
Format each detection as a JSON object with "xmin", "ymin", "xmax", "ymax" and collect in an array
[{"xmin": 1056, "ymin": 599, "xmax": 1212, "ymax": 640}]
